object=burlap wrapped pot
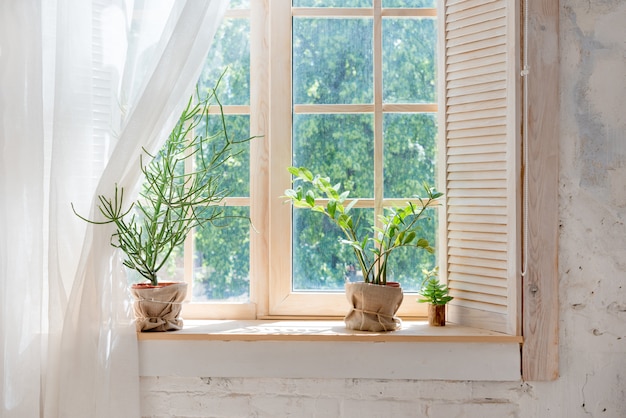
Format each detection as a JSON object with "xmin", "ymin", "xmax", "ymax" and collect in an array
[
  {"xmin": 130, "ymin": 282, "xmax": 187, "ymax": 332},
  {"xmin": 344, "ymin": 282, "xmax": 403, "ymax": 332}
]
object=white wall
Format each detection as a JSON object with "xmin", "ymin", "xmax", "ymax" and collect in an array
[{"xmin": 140, "ymin": 1, "xmax": 626, "ymax": 416}]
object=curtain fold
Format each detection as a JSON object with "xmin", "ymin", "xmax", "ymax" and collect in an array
[
  {"xmin": 0, "ymin": 1, "xmax": 229, "ymax": 417},
  {"xmin": 0, "ymin": 1, "xmax": 45, "ymax": 417}
]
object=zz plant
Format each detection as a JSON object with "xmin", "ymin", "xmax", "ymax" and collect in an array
[
  {"xmin": 284, "ymin": 166, "xmax": 442, "ymax": 286},
  {"xmin": 74, "ymin": 80, "xmax": 251, "ymax": 286}
]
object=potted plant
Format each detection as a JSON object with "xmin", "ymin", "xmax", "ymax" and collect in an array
[
  {"xmin": 417, "ymin": 267, "xmax": 453, "ymax": 326},
  {"xmin": 284, "ymin": 167, "xmax": 442, "ymax": 332},
  {"xmin": 73, "ymin": 81, "xmax": 251, "ymax": 332}
]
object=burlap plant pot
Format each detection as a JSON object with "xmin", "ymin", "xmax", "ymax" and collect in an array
[
  {"xmin": 344, "ymin": 282, "xmax": 403, "ymax": 332},
  {"xmin": 130, "ymin": 282, "xmax": 187, "ymax": 332}
]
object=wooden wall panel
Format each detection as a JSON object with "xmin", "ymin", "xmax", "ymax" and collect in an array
[{"xmin": 521, "ymin": 0, "xmax": 560, "ymax": 381}]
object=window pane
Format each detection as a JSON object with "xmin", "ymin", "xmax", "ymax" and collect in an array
[
  {"xmin": 293, "ymin": 18, "xmax": 373, "ymax": 105},
  {"xmin": 293, "ymin": 208, "xmax": 374, "ymax": 291},
  {"xmin": 383, "ymin": 0, "xmax": 436, "ymax": 7},
  {"xmin": 193, "ymin": 206, "xmax": 250, "ymax": 302},
  {"xmin": 293, "ymin": 113, "xmax": 374, "ymax": 198},
  {"xmin": 198, "ymin": 18, "xmax": 250, "ymax": 105},
  {"xmin": 383, "ymin": 17, "xmax": 436, "ymax": 104},
  {"xmin": 385, "ymin": 207, "xmax": 438, "ymax": 291},
  {"xmin": 198, "ymin": 115, "xmax": 250, "ymax": 197},
  {"xmin": 383, "ymin": 113, "xmax": 437, "ymax": 198},
  {"xmin": 293, "ymin": 0, "xmax": 371, "ymax": 7}
]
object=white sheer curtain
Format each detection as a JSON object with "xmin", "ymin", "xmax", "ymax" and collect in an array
[{"xmin": 0, "ymin": 1, "xmax": 229, "ymax": 417}]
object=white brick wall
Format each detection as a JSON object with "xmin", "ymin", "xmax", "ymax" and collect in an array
[{"xmin": 140, "ymin": 377, "xmax": 525, "ymax": 418}]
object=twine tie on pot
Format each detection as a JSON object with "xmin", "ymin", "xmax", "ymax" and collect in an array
[{"xmin": 351, "ymin": 307, "xmax": 403, "ymax": 332}]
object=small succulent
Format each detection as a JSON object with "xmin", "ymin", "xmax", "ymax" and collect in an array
[{"xmin": 417, "ymin": 268, "xmax": 453, "ymax": 305}]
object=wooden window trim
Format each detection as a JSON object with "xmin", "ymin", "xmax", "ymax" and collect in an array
[{"xmin": 521, "ymin": 0, "xmax": 559, "ymax": 381}]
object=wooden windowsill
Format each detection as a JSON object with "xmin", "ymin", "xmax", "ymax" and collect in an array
[{"xmin": 137, "ymin": 319, "xmax": 523, "ymax": 343}]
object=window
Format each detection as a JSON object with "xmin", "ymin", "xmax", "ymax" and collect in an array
[
  {"xmin": 270, "ymin": 1, "xmax": 439, "ymax": 317},
  {"xmin": 178, "ymin": 0, "xmax": 522, "ymax": 336},
  {"xmin": 146, "ymin": 0, "xmax": 561, "ymax": 382}
]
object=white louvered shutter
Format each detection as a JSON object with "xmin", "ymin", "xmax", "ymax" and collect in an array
[{"xmin": 439, "ymin": 0, "xmax": 521, "ymax": 335}]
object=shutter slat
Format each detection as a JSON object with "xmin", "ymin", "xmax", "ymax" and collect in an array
[
  {"xmin": 446, "ymin": 35, "xmax": 507, "ymax": 57},
  {"xmin": 449, "ymin": 271, "xmax": 508, "ymax": 287},
  {"xmin": 448, "ymin": 262, "xmax": 506, "ymax": 279},
  {"xmin": 447, "ymin": 213, "xmax": 508, "ymax": 224},
  {"xmin": 446, "ymin": 25, "xmax": 507, "ymax": 50},
  {"xmin": 447, "ymin": 71, "xmax": 507, "ymax": 89},
  {"xmin": 447, "ymin": 90, "xmax": 507, "ymax": 107},
  {"xmin": 447, "ymin": 81, "xmax": 506, "ymax": 98},
  {"xmin": 451, "ymin": 282, "xmax": 508, "ymax": 297},
  {"xmin": 448, "ymin": 296, "xmax": 507, "ymax": 313},
  {"xmin": 447, "ymin": 170, "xmax": 506, "ymax": 180},
  {"xmin": 448, "ymin": 144, "xmax": 507, "ymax": 157},
  {"xmin": 448, "ymin": 222, "xmax": 507, "ymax": 234},
  {"xmin": 447, "ymin": 179, "xmax": 507, "ymax": 189},
  {"xmin": 447, "ymin": 160, "xmax": 506, "ymax": 171},
  {"xmin": 447, "ymin": 117, "xmax": 506, "ymax": 132},
  {"xmin": 447, "ymin": 107, "xmax": 507, "ymax": 123},
  {"xmin": 448, "ymin": 255, "xmax": 507, "ymax": 270},
  {"xmin": 447, "ymin": 126, "xmax": 507, "ymax": 140},
  {"xmin": 446, "ymin": 0, "xmax": 500, "ymax": 16},
  {"xmin": 448, "ymin": 135, "xmax": 506, "ymax": 147},
  {"xmin": 446, "ymin": 9, "xmax": 506, "ymax": 33},
  {"xmin": 447, "ymin": 151, "xmax": 505, "ymax": 164},
  {"xmin": 447, "ymin": 197, "xmax": 508, "ymax": 208},
  {"xmin": 448, "ymin": 230, "xmax": 507, "ymax": 242},
  {"xmin": 449, "ymin": 239, "xmax": 507, "ymax": 251},
  {"xmin": 447, "ymin": 53, "xmax": 506, "ymax": 74},
  {"xmin": 447, "ymin": 98, "xmax": 507, "ymax": 114},
  {"xmin": 447, "ymin": 188, "xmax": 507, "ymax": 199},
  {"xmin": 449, "ymin": 246, "xmax": 507, "ymax": 261},
  {"xmin": 446, "ymin": 44, "xmax": 507, "ymax": 65}
]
